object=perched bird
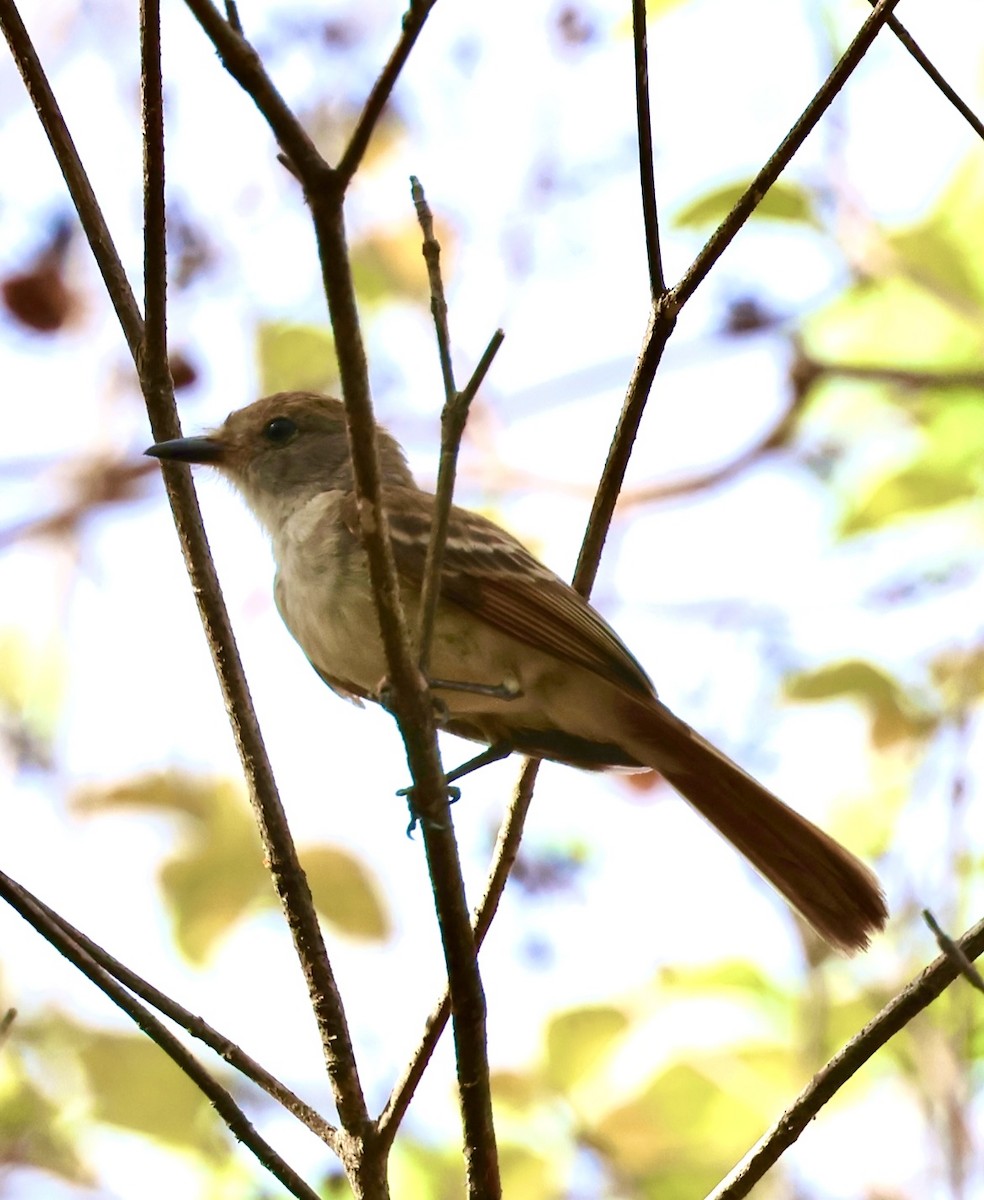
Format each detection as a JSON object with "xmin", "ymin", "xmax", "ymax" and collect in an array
[{"xmin": 146, "ymin": 391, "xmax": 887, "ymax": 952}]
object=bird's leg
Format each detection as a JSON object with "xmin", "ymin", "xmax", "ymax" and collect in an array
[{"xmin": 399, "ymin": 741, "xmax": 514, "ymax": 835}]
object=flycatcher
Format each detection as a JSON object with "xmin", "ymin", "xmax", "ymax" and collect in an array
[{"xmin": 146, "ymin": 391, "xmax": 887, "ymax": 952}]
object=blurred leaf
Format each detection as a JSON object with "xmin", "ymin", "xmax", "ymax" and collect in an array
[
  {"xmin": 593, "ymin": 1057, "xmax": 769, "ymax": 1181},
  {"xmin": 350, "ymin": 220, "xmax": 450, "ymax": 307},
  {"xmin": 889, "ymin": 154, "xmax": 984, "ymax": 309},
  {"xmin": 499, "ymin": 1143, "xmax": 554, "ymax": 1200},
  {"xmin": 673, "ymin": 179, "xmax": 819, "ymax": 230},
  {"xmin": 657, "ymin": 959, "xmax": 790, "ymax": 1008},
  {"xmin": 615, "ymin": 0, "xmax": 703, "ymax": 35},
  {"xmin": 0, "ymin": 1051, "xmax": 91, "ymax": 1184},
  {"xmin": 75, "ymin": 773, "xmax": 390, "ymax": 955},
  {"xmin": 930, "ymin": 645, "xmax": 984, "ymax": 709},
  {"xmin": 545, "ymin": 1004, "xmax": 629, "ymax": 1091},
  {"xmin": 78, "ymin": 1032, "xmax": 227, "ymax": 1159},
  {"xmin": 257, "ymin": 320, "xmax": 338, "ymax": 395},
  {"xmin": 0, "ymin": 627, "xmax": 66, "ymax": 744},
  {"xmin": 388, "ymin": 1138, "xmax": 470, "ymax": 1200},
  {"xmin": 75, "ymin": 773, "xmax": 268, "ymax": 962},
  {"xmin": 839, "ymin": 394, "xmax": 984, "ymax": 535},
  {"xmin": 491, "ymin": 1069, "xmax": 546, "ymax": 1113},
  {"xmin": 785, "ymin": 660, "xmax": 938, "ymax": 747},
  {"xmin": 73, "ymin": 769, "xmax": 221, "ymax": 820},
  {"xmin": 301, "ymin": 844, "xmax": 390, "ymax": 941}
]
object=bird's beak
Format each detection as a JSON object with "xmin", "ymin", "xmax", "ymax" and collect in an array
[{"xmin": 144, "ymin": 435, "xmax": 226, "ymax": 465}]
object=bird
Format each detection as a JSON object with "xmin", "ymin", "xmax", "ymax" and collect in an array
[{"xmin": 146, "ymin": 390, "xmax": 888, "ymax": 952}]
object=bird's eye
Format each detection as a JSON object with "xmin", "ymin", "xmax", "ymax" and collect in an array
[{"xmin": 262, "ymin": 416, "xmax": 297, "ymax": 445}]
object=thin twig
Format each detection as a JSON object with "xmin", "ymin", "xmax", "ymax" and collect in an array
[
  {"xmin": 21, "ymin": 883, "xmax": 339, "ymax": 1148},
  {"xmin": 410, "ymin": 175, "xmax": 505, "ymax": 670},
  {"xmin": 578, "ymin": 0, "xmax": 903, "ymax": 591},
  {"xmin": 0, "ymin": 869, "xmax": 324, "ymax": 1200},
  {"xmin": 631, "ymin": 0, "xmax": 663, "ymax": 297},
  {"xmin": 412, "ymin": 176, "xmax": 456, "ymax": 404},
  {"xmin": 183, "ymin": 0, "xmax": 500, "ymax": 1187},
  {"xmin": 306, "ymin": 186, "xmax": 501, "ymax": 1200},
  {"xmin": 0, "ymin": 0, "xmax": 143, "ymax": 357},
  {"xmin": 674, "ymin": 0, "xmax": 902, "ymax": 309},
  {"xmin": 1, "ymin": 0, "xmax": 369, "ymax": 1143},
  {"xmin": 871, "ymin": 2, "xmax": 984, "ymax": 142},
  {"xmin": 379, "ymin": 758, "xmax": 540, "ymax": 1146},
  {"xmin": 224, "ymin": 0, "xmax": 243, "ymax": 36},
  {"xmin": 923, "ymin": 910, "xmax": 984, "ymax": 995},
  {"xmin": 338, "ymin": 1, "xmax": 438, "ymax": 185},
  {"xmin": 418, "ymin": 328, "xmax": 505, "ymax": 670},
  {"xmin": 708, "ymin": 914, "xmax": 984, "ymax": 1200},
  {"xmin": 182, "ymin": 0, "xmax": 332, "ymax": 185}
]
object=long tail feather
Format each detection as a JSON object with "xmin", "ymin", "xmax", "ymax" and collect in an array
[{"xmin": 618, "ymin": 696, "xmax": 887, "ymax": 952}]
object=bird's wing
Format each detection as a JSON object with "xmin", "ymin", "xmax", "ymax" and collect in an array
[{"xmin": 342, "ymin": 486, "xmax": 656, "ymax": 699}]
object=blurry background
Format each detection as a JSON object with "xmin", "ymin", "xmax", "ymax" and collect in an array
[{"xmin": 1, "ymin": 0, "xmax": 984, "ymax": 1196}]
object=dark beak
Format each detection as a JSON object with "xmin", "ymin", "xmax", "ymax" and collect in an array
[{"xmin": 144, "ymin": 435, "xmax": 225, "ymax": 464}]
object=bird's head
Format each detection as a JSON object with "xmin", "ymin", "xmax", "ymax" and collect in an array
[{"xmin": 145, "ymin": 391, "xmax": 413, "ymax": 530}]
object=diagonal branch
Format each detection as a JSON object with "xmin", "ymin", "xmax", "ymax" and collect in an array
[
  {"xmin": 183, "ymin": 7, "xmax": 501, "ymax": 1193},
  {"xmin": 7, "ymin": 876, "xmax": 339, "ymax": 1147},
  {"xmin": 0, "ymin": 0, "xmax": 368, "ymax": 1143},
  {"xmin": 708, "ymin": 914, "xmax": 984, "ymax": 1200},
  {"xmin": 870, "ymin": 1, "xmax": 984, "ymax": 142},
  {"xmin": 578, "ymin": 0, "xmax": 903, "ymax": 592},
  {"xmin": 631, "ymin": 0, "xmax": 663, "ymax": 297},
  {"xmin": 0, "ymin": 869, "xmax": 324, "ymax": 1200},
  {"xmin": 338, "ymin": 1, "xmax": 439, "ymax": 185},
  {"xmin": 674, "ymin": 0, "xmax": 902, "ymax": 309}
]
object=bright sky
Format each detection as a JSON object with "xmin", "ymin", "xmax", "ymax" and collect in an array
[{"xmin": 2, "ymin": 0, "xmax": 984, "ymax": 1197}]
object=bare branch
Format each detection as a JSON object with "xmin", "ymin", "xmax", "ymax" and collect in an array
[
  {"xmin": 182, "ymin": 0, "xmax": 332, "ymax": 185},
  {"xmin": 871, "ymin": 2, "xmax": 984, "ymax": 142},
  {"xmin": 11, "ymin": 878, "xmax": 340, "ymax": 1147},
  {"xmin": 0, "ymin": 0, "xmax": 142, "ymax": 357},
  {"xmin": 182, "ymin": 6, "xmax": 502, "ymax": 1187},
  {"xmin": 579, "ymin": 0, "xmax": 903, "ymax": 591},
  {"xmin": 674, "ymin": 0, "xmax": 903, "ymax": 309},
  {"xmin": 307, "ymin": 187, "xmax": 501, "ymax": 1200},
  {"xmin": 631, "ymin": 0, "xmax": 664, "ymax": 297},
  {"xmin": 709, "ymin": 914, "xmax": 984, "ymax": 1200},
  {"xmin": 0, "ymin": 0, "xmax": 369, "ymax": 1143},
  {"xmin": 338, "ymin": 2, "xmax": 439, "ymax": 185},
  {"xmin": 379, "ymin": 759, "xmax": 540, "ymax": 1145},
  {"xmin": 0, "ymin": 869, "xmax": 324, "ymax": 1200},
  {"xmin": 410, "ymin": 176, "xmax": 505, "ymax": 671}
]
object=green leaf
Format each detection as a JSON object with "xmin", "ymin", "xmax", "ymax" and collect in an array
[
  {"xmin": 256, "ymin": 320, "xmax": 338, "ymax": 395},
  {"xmin": 0, "ymin": 1053, "xmax": 91, "ymax": 1184},
  {"xmin": 838, "ymin": 396, "xmax": 984, "ymax": 535},
  {"xmin": 544, "ymin": 1004, "xmax": 629, "ymax": 1091},
  {"xmin": 889, "ymin": 154, "xmax": 984, "ymax": 309},
  {"xmin": 0, "ymin": 627, "xmax": 66, "ymax": 743},
  {"xmin": 785, "ymin": 660, "xmax": 938, "ymax": 747},
  {"xmin": 74, "ymin": 773, "xmax": 270, "ymax": 962},
  {"xmin": 78, "ymin": 1032, "xmax": 227, "ymax": 1160},
  {"xmin": 301, "ymin": 844, "xmax": 390, "ymax": 941},
  {"xmin": 673, "ymin": 179, "xmax": 819, "ymax": 230},
  {"xmin": 350, "ymin": 222, "xmax": 443, "ymax": 307}
]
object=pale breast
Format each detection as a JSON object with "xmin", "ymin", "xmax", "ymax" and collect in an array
[{"xmin": 272, "ymin": 492, "xmax": 388, "ymax": 694}]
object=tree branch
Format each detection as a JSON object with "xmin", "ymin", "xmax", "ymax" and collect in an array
[
  {"xmin": 0, "ymin": 870, "xmax": 324, "ymax": 1200},
  {"xmin": 631, "ymin": 0, "xmax": 663, "ymax": 297},
  {"xmin": 870, "ymin": 1, "xmax": 984, "ymax": 142},
  {"xmin": 180, "ymin": 6, "xmax": 501, "ymax": 1191},
  {"xmin": 0, "ymin": 0, "xmax": 369, "ymax": 1150},
  {"xmin": 4, "ymin": 876, "xmax": 340, "ymax": 1147},
  {"xmin": 709, "ymin": 914, "xmax": 984, "ymax": 1200},
  {"xmin": 338, "ymin": 1, "xmax": 439, "ymax": 184}
]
